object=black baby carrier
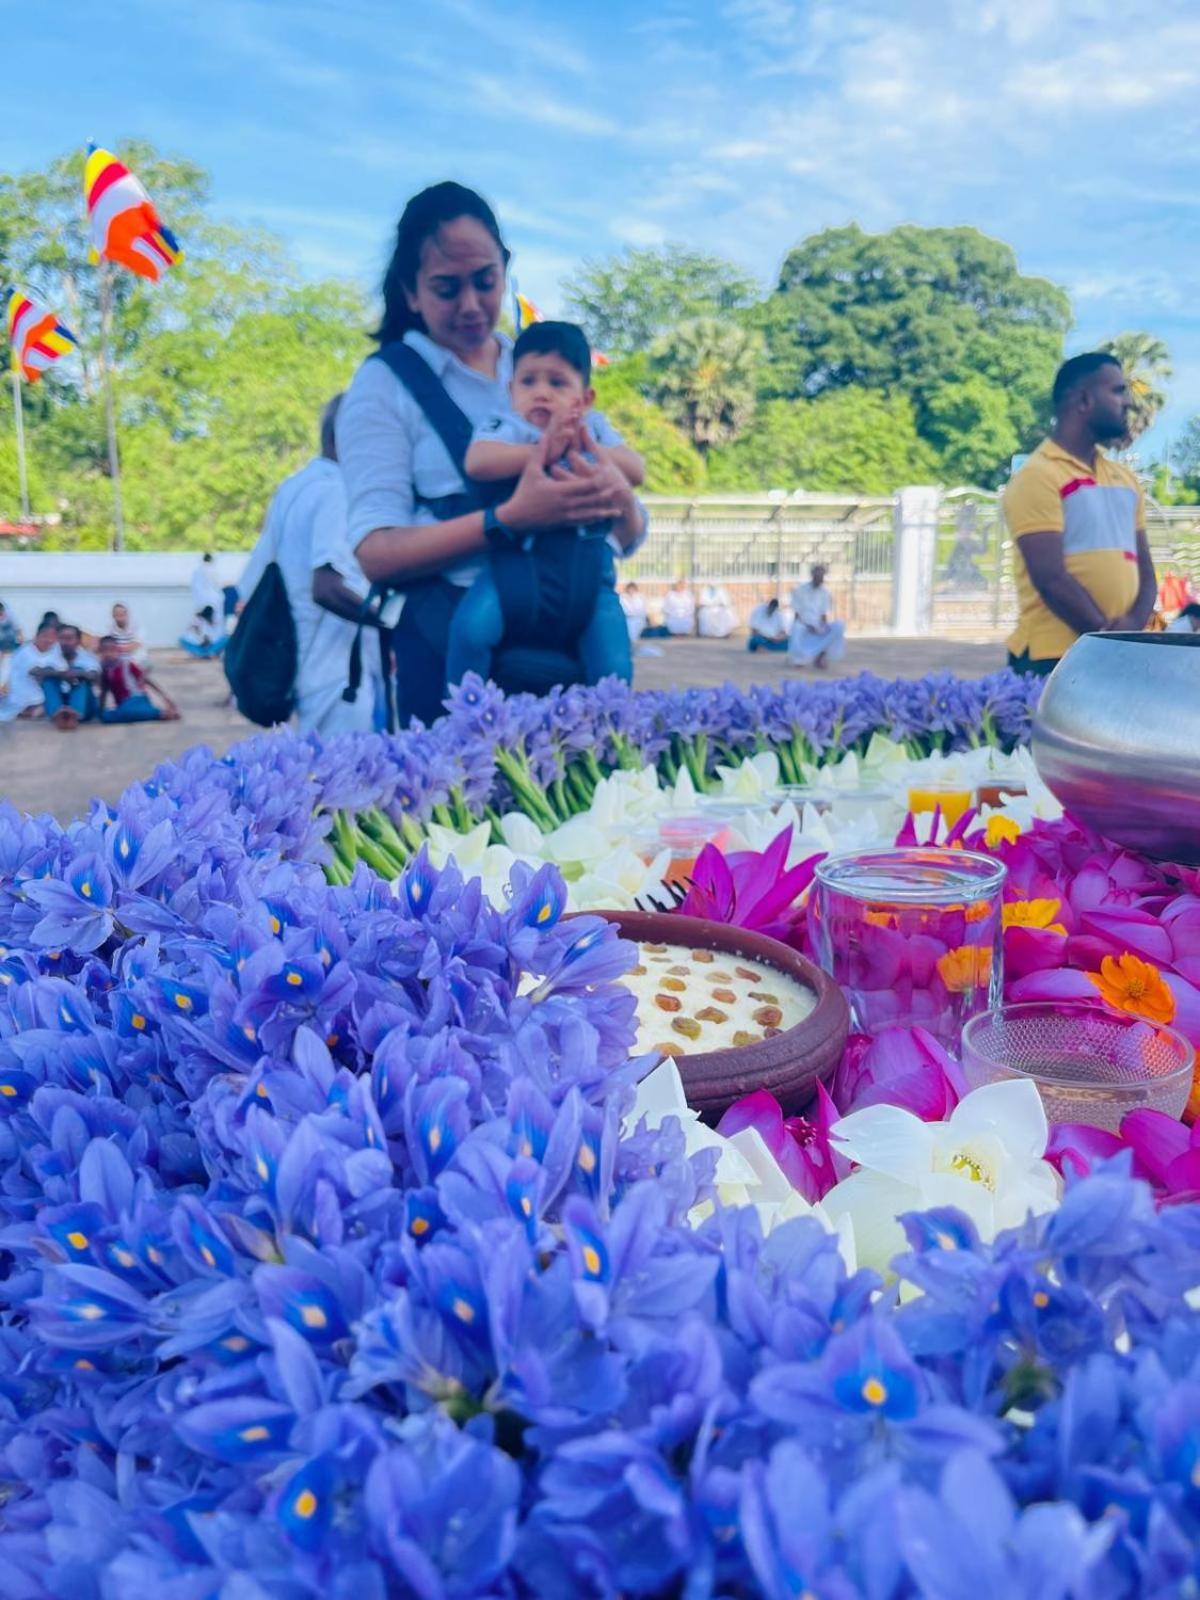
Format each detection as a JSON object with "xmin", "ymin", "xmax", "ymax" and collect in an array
[{"xmin": 353, "ymin": 342, "xmax": 609, "ymax": 727}]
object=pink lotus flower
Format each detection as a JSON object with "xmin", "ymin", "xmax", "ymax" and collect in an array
[
  {"xmin": 717, "ymin": 1082, "xmax": 848, "ymax": 1202},
  {"xmin": 1047, "ymin": 1110, "xmax": 1200, "ymax": 1203},
  {"xmin": 678, "ymin": 826, "xmax": 823, "ymax": 948},
  {"xmin": 830, "ymin": 1026, "xmax": 967, "ymax": 1120}
]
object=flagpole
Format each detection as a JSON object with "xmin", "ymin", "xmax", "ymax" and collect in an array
[
  {"xmin": 10, "ymin": 366, "xmax": 30, "ymax": 521},
  {"xmin": 97, "ymin": 262, "xmax": 126, "ymax": 553}
]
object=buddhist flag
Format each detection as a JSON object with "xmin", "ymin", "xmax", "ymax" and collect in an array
[
  {"xmin": 5, "ymin": 288, "xmax": 79, "ymax": 383},
  {"xmin": 515, "ymin": 291, "xmax": 543, "ymax": 332},
  {"xmin": 84, "ymin": 145, "xmax": 182, "ymax": 282}
]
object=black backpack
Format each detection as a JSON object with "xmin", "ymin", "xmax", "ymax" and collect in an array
[{"xmin": 223, "ymin": 559, "xmax": 297, "ymax": 726}]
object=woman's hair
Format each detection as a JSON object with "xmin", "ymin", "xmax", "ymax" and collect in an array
[{"xmin": 374, "ymin": 182, "xmax": 510, "ymax": 346}]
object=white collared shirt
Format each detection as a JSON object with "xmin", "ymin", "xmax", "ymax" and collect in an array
[{"xmin": 337, "ymin": 330, "xmax": 515, "ymax": 587}]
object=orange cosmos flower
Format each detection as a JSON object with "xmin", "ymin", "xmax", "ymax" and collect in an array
[
  {"xmin": 1002, "ymin": 898, "xmax": 1067, "ymax": 936},
  {"xmin": 1087, "ymin": 952, "xmax": 1176, "ymax": 1026},
  {"xmin": 937, "ymin": 944, "xmax": 993, "ymax": 994}
]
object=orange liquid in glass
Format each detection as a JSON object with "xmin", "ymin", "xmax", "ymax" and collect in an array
[{"xmin": 907, "ymin": 787, "xmax": 972, "ymax": 827}]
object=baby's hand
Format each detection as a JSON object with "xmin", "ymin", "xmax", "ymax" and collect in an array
[{"xmin": 544, "ymin": 415, "xmax": 578, "ymax": 463}]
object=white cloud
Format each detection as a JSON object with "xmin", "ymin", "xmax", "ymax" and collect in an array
[
  {"xmin": 610, "ymin": 217, "xmax": 669, "ymax": 248},
  {"xmin": 466, "ymin": 73, "xmax": 620, "ymax": 137}
]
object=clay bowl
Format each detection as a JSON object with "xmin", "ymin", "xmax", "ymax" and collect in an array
[{"xmin": 586, "ymin": 909, "xmax": 850, "ymax": 1123}]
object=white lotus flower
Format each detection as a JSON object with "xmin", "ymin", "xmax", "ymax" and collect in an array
[
  {"xmin": 568, "ymin": 846, "xmax": 671, "ymax": 911},
  {"xmin": 822, "ymin": 1078, "xmax": 1061, "ymax": 1276},
  {"xmin": 628, "ymin": 1061, "xmax": 854, "ymax": 1265},
  {"xmin": 714, "ymin": 751, "xmax": 780, "ymax": 801}
]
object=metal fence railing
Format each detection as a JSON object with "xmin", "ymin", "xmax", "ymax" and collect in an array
[{"xmin": 630, "ymin": 491, "xmax": 1200, "ymax": 637}]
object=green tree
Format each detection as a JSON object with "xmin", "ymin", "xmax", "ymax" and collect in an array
[
  {"xmin": 921, "ymin": 376, "xmax": 1018, "ymax": 486},
  {"xmin": 563, "ymin": 245, "xmax": 760, "ymax": 358},
  {"xmin": 1100, "ymin": 331, "xmax": 1172, "ymax": 441},
  {"xmin": 647, "ymin": 317, "xmax": 763, "ymax": 457},
  {"xmin": 592, "ymin": 370, "xmax": 705, "ymax": 491},
  {"xmin": 706, "ymin": 390, "xmax": 936, "ymax": 494},
  {"xmin": 1, "ymin": 145, "xmax": 368, "ymax": 550},
  {"xmin": 751, "ymin": 224, "xmax": 1070, "ymax": 483}
]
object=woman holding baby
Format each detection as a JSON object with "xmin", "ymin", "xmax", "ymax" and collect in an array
[{"xmin": 337, "ymin": 182, "xmax": 647, "ymax": 726}]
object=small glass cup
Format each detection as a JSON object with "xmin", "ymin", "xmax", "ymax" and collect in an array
[
  {"xmin": 907, "ymin": 782, "xmax": 974, "ymax": 828},
  {"xmin": 773, "ymin": 784, "xmax": 899, "ymax": 827},
  {"xmin": 961, "ymin": 1001, "xmax": 1194, "ymax": 1131},
  {"xmin": 636, "ymin": 814, "xmax": 729, "ymax": 888},
  {"xmin": 810, "ymin": 847, "xmax": 1005, "ymax": 1045}
]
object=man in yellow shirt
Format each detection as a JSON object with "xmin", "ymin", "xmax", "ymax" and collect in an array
[{"xmin": 1003, "ymin": 353, "xmax": 1157, "ymax": 675}]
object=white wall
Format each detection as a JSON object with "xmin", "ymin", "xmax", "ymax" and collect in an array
[{"xmin": 0, "ymin": 552, "xmax": 250, "ymax": 647}]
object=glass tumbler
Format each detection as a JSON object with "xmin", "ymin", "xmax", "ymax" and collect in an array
[
  {"xmin": 810, "ymin": 847, "xmax": 1006, "ymax": 1046},
  {"xmin": 961, "ymin": 1001, "xmax": 1194, "ymax": 1131}
]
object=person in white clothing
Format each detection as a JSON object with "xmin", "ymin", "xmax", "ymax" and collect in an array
[
  {"xmin": 747, "ymin": 597, "xmax": 791, "ymax": 652},
  {"xmin": 191, "ymin": 553, "xmax": 223, "ymax": 620},
  {"xmin": 109, "ymin": 602, "xmax": 148, "ymax": 665},
  {"xmin": 620, "ymin": 581, "xmax": 647, "ymax": 644},
  {"xmin": 1166, "ymin": 603, "xmax": 1200, "ymax": 634},
  {"xmin": 663, "ymin": 578, "xmax": 696, "ymax": 637},
  {"xmin": 238, "ymin": 396, "xmax": 381, "ymax": 738},
  {"xmin": 789, "ymin": 563, "xmax": 846, "ymax": 669},
  {"xmin": 0, "ymin": 622, "xmax": 65, "ymax": 722},
  {"xmin": 697, "ymin": 582, "xmax": 736, "ymax": 639}
]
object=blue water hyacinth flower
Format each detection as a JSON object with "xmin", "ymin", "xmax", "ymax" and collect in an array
[{"xmin": 13, "ymin": 677, "xmax": 1200, "ymax": 1594}]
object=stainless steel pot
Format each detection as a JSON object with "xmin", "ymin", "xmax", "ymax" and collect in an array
[{"xmin": 1032, "ymin": 631, "xmax": 1200, "ymax": 863}]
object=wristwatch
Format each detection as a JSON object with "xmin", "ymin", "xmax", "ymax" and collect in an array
[{"xmin": 483, "ymin": 505, "xmax": 519, "ymax": 551}]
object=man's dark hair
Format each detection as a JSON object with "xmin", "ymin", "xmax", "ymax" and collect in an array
[
  {"xmin": 58, "ymin": 623, "xmax": 81, "ymax": 641},
  {"xmin": 766, "ymin": 597, "xmax": 779, "ymax": 613},
  {"xmin": 513, "ymin": 320, "xmax": 591, "ymax": 384},
  {"xmin": 1052, "ymin": 352, "xmax": 1120, "ymax": 413},
  {"xmin": 1181, "ymin": 603, "xmax": 1200, "ymax": 622},
  {"xmin": 99, "ymin": 634, "xmax": 118, "ymax": 647}
]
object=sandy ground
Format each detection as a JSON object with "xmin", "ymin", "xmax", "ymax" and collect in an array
[{"xmin": 1, "ymin": 634, "xmax": 1005, "ymax": 822}]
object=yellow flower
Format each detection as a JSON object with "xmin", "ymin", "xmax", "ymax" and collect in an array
[
  {"xmin": 937, "ymin": 945, "xmax": 993, "ymax": 994},
  {"xmin": 1087, "ymin": 952, "xmax": 1175, "ymax": 1026},
  {"xmin": 985, "ymin": 814, "xmax": 1022, "ymax": 848},
  {"xmin": 1002, "ymin": 898, "xmax": 1067, "ymax": 936}
]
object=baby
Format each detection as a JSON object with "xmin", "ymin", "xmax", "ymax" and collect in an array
[{"xmin": 447, "ymin": 320, "xmax": 645, "ymax": 687}]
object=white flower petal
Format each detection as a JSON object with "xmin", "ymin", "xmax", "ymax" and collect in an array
[
  {"xmin": 831, "ymin": 1102, "xmax": 937, "ymax": 1183},
  {"xmin": 946, "ymin": 1079, "xmax": 1049, "ymax": 1165},
  {"xmin": 822, "ymin": 1168, "xmax": 915, "ymax": 1277}
]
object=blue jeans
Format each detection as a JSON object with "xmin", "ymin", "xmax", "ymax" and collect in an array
[
  {"xmin": 43, "ymin": 679, "xmax": 96, "ymax": 720},
  {"xmin": 447, "ymin": 569, "xmax": 633, "ymax": 687},
  {"xmin": 748, "ymin": 634, "xmax": 788, "ymax": 652},
  {"xmin": 101, "ymin": 693, "xmax": 162, "ymax": 723}
]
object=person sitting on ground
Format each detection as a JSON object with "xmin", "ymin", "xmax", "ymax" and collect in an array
[
  {"xmin": 663, "ymin": 577, "xmax": 696, "ymax": 637},
  {"xmin": 1166, "ymin": 601, "xmax": 1200, "ymax": 635},
  {"xmin": 447, "ymin": 320, "xmax": 646, "ymax": 688},
  {"xmin": 38, "ymin": 623, "xmax": 101, "ymax": 729},
  {"xmin": 0, "ymin": 620, "xmax": 63, "ymax": 722},
  {"xmin": 620, "ymin": 581, "xmax": 647, "ymax": 645},
  {"xmin": 0, "ymin": 601, "xmax": 22, "ymax": 693},
  {"xmin": 698, "ymin": 581, "xmax": 736, "ymax": 639},
  {"xmin": 789, "ymin": 563, "xmax": 846, "ymax": 670},
  {"xmin": 109, "ymin": 602, "xmax": 148, "ymax": 664},
  {"xmin": 179, "ymin": 605, "xmax": 226, "ymax": 657},
  {"xmin": 747, "ymin": 596, "xmax": 791, "ymax": 652},
  {"xmin": 96, "ymin": 635, "xmax": 179, "ymax": 723}
]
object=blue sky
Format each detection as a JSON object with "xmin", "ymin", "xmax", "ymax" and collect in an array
[{"xmin": 9, "ymin": 0, "xmax": 1200, "ymax": 459}]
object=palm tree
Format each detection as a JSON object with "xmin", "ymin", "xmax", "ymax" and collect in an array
[
  {"xmin": 1100, "ymin": 331, "xmax": 1172, "ymax": 440},
  {"xmin": 648, "ymin": 317, "xmax": 763, "ymax": 456}
]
